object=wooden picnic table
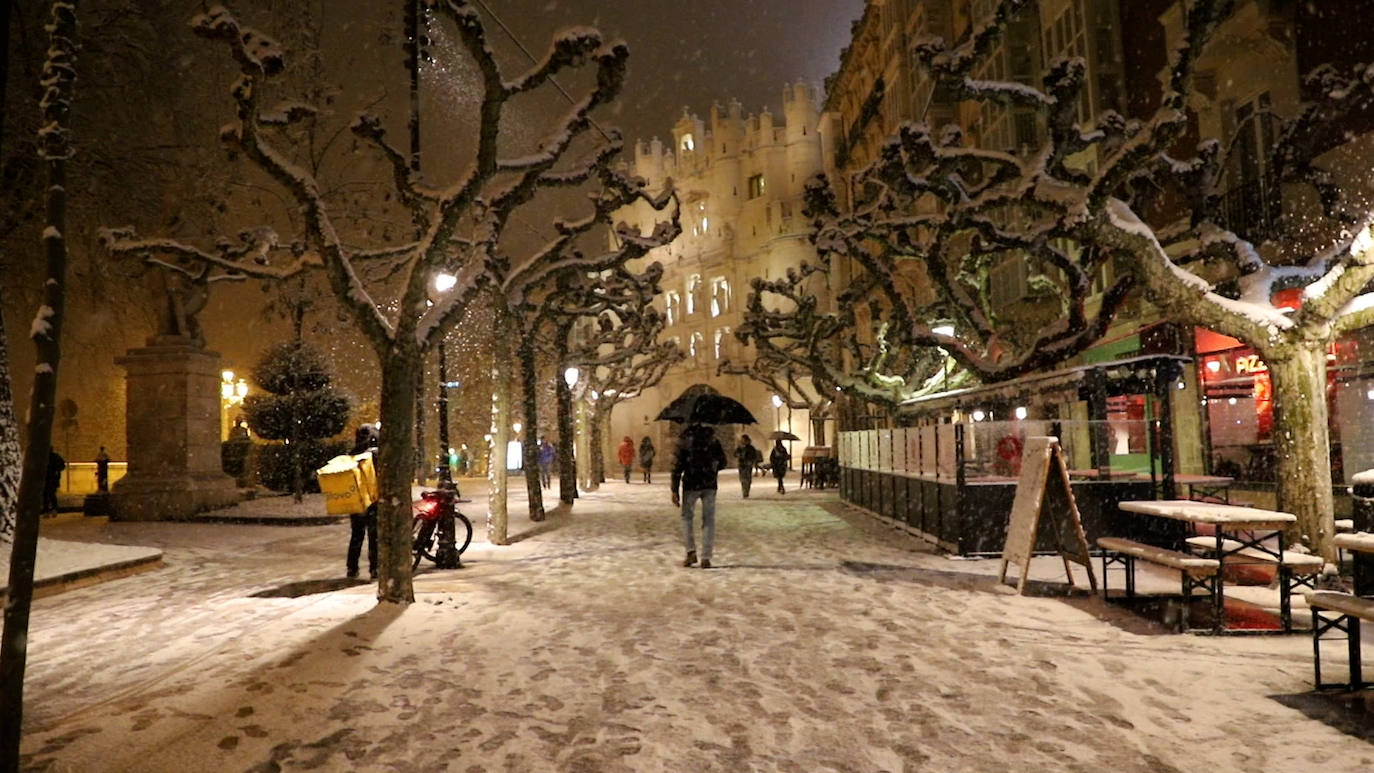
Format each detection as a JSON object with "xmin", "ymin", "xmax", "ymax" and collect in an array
[
  {"xmin": 1335, "ymin": 532, "xmax": 1374, "ymax": 597},
  {"xmin": 1119, "ymin": 500, "xmax": 1299, "ymax": 632}
]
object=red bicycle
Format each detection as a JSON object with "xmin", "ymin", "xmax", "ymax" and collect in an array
[{"xmin": 411, "ymin": 487, "xmax": 473, "ymax": 569}]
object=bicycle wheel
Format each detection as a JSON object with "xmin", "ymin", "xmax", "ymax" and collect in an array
[
  {"xmin": 411, "ymin": 516, "xmax": 437, "ymax": 569},
  {"xmin": 453, "ymin": 511, "xmax": 474, "ymax": 556}
]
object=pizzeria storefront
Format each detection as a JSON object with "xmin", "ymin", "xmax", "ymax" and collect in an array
[{"xmin": 1195, "ymin": 326, "xmax": 1374, "ymax": 487}]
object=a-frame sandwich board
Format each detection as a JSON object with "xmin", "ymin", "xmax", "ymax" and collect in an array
[{"xmin": 998, "ymin": 436, "xmax": 1097, "ymax": 595}]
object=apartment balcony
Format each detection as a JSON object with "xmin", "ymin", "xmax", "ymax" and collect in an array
[{"xmin": 1218, "ymin": 177, "xmax": 1283, "ymax": 243}]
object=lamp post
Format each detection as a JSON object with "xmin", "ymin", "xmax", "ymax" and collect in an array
[
  {"xmin": 562, "ymin": 367, "xmax": 580, "ymax": 500},
  {"xmin": 220, "ymin": 369, "xmax": 248, "ymax": 440},
  {"xmin": 431, "ymin": 272, "xmax": 461, "ymax": 568},
  {"xmin": 567, "ymin": 367, "xmax": 591, "ymax": 491},
  {"xmin": 433, "ymin": 273, "xmax": 457, "ymax": 488},
  {"xmin": 932, "ymin": 324, "xmax": 954, "ymax": 393}
]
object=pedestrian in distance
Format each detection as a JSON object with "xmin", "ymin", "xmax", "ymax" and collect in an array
[
  {"xmin": 94, "ymin": 446, "xmax": 111, "ymax": 493},
  {"xmin": 770, "ymin": 439, "xmax": 791, "ymax": 494},
  {"xmin": 43, "ymin": 449, "xmax": 65, "ymax": 512},
  {"xmin": 638, "ymin": 436, "xmax": 656, "ymax": 483},
  {"xmin": 346, "ymin": 424, "xmax": 379, "ymax": 580},
  {"xmin": 618, "ymin": 435, "xmax": 636, "ymax": 483},
  {"xmin": 734, "ymin": 434, "xmax": 760, "ymax": 498},
  {"xmin": 456, "ymin": 443, "xmax": 470, "ymax": 476},
  {"xmin": 671, "ymin": 423, "xmax": 727, "ymax": 568},
  {"xmin": 537, "ymin": 436, "xmax": 556, "ymax": 488}
]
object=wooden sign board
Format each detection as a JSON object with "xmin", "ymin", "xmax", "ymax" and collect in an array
[{"xmin": 998, "ymin": 436, "xmax": 1097, "ymax": 595}]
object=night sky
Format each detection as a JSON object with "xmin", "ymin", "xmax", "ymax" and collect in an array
[{"xmin": 485, "ymin": 0, "xmax": 864, "ymax": 145}]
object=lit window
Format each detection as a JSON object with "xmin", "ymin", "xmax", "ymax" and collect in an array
[
  {"xmin": 709, "ymin": 277, "xmax": 731, "ymax": 317},
  {"xmin": 681, "ymin": 133, "xmax": 694, "ymax": 152},
  {"xmin": 690, "ymin": 332, "xmax": 704, "ymax": 361},
  {"xmin": 714, "ymin": 327, "xmax": 732, "ymax": 359},
  {"xmin": 747, "ymin": 174, "xmax": 766, "ymax": 199},
  {"xmin": 687, "ymin": 275, "xmax": 701, "ymax": 315},
  {"xmin": 665, "ymin": 291, "xmax": 681, "ymax": 325}
]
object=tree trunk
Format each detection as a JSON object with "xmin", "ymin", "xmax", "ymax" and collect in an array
[
  {"xmin": 1265, "ymin": 341, "xmax": 1337, "ymax": 562},
  {"xmin": 413, "ymin": 366, "xmax": 427, "ymax": 485},
  {"xmin": 517, "ymin": 333, "xmax": 545, "ymax": 521},
  {"xmin": 589, "ymin": 405, "xmax": 605, "ymax": 489},
  {"xmin": 555, "ymin": 370, "xmax": 576, "ymax": 504},
  {"xmin": 0, "ymin": 306, "xmax": 20, "ymax": 544},
  {"xmin": 2, "ymin": 5, "xmax": 76, "ymax": 764},
  {"xmin": 487, "ymin": 306, "xmax": 512, "ymax": 544},
  {"xmin": 811, "ymin": 416, "xmax": 826, "ymax": 447},
  {"xmin": 375, "ymin": 354, "xmax": 418, "ymax": 603}
]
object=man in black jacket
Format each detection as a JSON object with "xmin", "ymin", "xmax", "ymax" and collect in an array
[{"xmin": 671, "ymin": 423, "xmax": 727, "ymax": 568}]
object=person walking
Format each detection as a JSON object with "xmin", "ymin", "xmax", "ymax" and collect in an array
[
  {"xmin": 734, "ymin": 434, "xmax": 760, "ymax": 498},
  {"xmin": 456, "ymin": 444, "xmax": 470, "ymax": 476},
  {"xmin": 94, "ymin": 446, "xmax": 111, "ymax": 493},
  {"xmin": 638, "ymin": 436, "xmax": 656, "ymax": 483},
  {"xmin": 346, "ymin": 424, "xmax": 379, "ymax": 580},
  {"xmin": 537, "ymin": 437, "xmax": 556, "ymax": 488},
  {"xmin": 770, "ymin": 439, "xmax": 792, "ymax": 494},
  {"xmin": 618, "ymin": 436, "xmax": 636, "ymax": 483},
  {"xmin": 671, "ymin": 423, "xmax": 727, "ymax": 568},
  {"xmin": 43, "ymin": 449, "xmax": 65, "ymax": 512}
]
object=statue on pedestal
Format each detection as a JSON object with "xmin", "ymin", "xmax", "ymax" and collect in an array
[{"xmin": 154, "ymin": 261, "xmax": 212, "ymax": 349}]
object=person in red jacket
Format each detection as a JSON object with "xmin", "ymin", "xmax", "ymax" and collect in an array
[{"xmin": 617, "ymin": 436, "xmax": 636, "ymax": 483}]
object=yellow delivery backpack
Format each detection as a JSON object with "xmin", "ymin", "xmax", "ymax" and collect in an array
[{"xmin": 316, "ymin": 453, "xmax": 376, "ymax": 515}]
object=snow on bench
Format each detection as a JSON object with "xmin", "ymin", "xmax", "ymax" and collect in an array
[
  {"xmin": 1097, "ymin": 537, "xmax": 1220, "ymax": 577},
  {"xmin": 1334, "ymin": 532, "xmax": 1374, "ymax": 554},
  {"xmin": 1306, "ymin": 590, "xmax": 1374, "ymax": 620},
  {"xmin": 1305, "ymin": 590, "xmax": 1374, "ymax": 690},
  {"xmin": 1183, "ymin": 537, "xmax": 1324, "ymax": 573}
]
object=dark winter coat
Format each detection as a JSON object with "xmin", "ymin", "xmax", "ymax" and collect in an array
[
  {"xmin": 770, "ymin": 444, "xmax": 791, "ymax": 480},
  {"xmin": 638, "ymin": 439, "xmax": 655, "ymax": 469},
  {"xmin": 735, "ymin": 441, "xmax": 761, "ymax": 471},
  {"xmin": 671, "ymin": 425, "xmax": 727, "ymax": 494}
]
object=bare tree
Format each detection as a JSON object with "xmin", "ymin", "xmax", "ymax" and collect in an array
[
  {"xmin": 1, "ymin": 2, "xmax": 78, "ymax": 766},
  {"xmin": 102, "ymin": 2, "xmax": 675, "ymax": 600},
  {"xmin": 746, "ymin": 0, "xmax": 1374, "ymax": 559},
  {"xmin": 537, "ymin": 265, "xmax": 681, "ymax": 490},
  {"xmin": 719, "ymin": 353, "xmax": 835, "ymax": 446}
]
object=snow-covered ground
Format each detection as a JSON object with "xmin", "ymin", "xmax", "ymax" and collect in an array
[{"xmin": 13, "ymin": 478, "xmax": 1374, "ymax": 771}]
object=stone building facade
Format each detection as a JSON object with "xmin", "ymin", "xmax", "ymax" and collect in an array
[
  {"xmin": 605, "ymin": 84, "xmax": 832, "ymax": 461},
  {"xmin": 820, "ymin": 0, "xmax": 1374, "ymax": 491}
]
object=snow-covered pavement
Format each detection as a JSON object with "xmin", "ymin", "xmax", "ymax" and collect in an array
[{"xmin": 15, "ymin": 479, "xmax": 1374, "ymax": 771}]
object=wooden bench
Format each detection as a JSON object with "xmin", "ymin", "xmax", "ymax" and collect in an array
[
  {"xmin": 1304, "ymin": 590, "xmax": 1374, "ymax": 689},
  {"xmin": 1097, "ymin": 537, "xmax": 1221, "ymax": 631},
  {"xmin": 1185, "ymin": 536, "xmax": 1324, "ymax": 631}
]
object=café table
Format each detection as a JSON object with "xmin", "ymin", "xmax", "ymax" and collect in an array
[{"xmin": 1118, "ymin": 500, "xmax": 1297, "ymax": 633}]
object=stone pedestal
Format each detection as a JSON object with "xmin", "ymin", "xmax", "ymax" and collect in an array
[{"xmin": 110, "ymin": 337, "xmax": 239, "ymax": 521}]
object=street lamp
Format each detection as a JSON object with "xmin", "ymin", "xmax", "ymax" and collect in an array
[
  {"xmin": 772, "ymin": 393, "xmax": 783, "ymax": 435},
  {"xmin": 220, "ymin": 370, "xmax": 248, "ymax": 440},
  {"xmin": 431, "ymin": 271, "xmax": 461, "ymax": 568},
  {"xmin": 433, "ymin": 272, "xmax": 457, "ymax": 488},
  {"xmin": 932, "ymin": 325, "xmax": 954, "ymax": 393}
]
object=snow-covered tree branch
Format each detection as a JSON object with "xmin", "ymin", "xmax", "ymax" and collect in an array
[{"xmin": 96, "ymin": 1, "xmax": 669, "ymax": 601}]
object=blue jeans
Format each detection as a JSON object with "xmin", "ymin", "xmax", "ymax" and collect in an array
[{"xmin": 680, "ymin": 489, "xmax": 717, "ymax": 561}]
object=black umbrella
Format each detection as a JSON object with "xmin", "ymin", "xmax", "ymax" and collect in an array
[
  {"xmin": 655, "ymin": 386, "xmax": 757, "ymax": 425},
  {"xmin": 768, "ymin": 430, "xmax": 801, "ymax": 441}
]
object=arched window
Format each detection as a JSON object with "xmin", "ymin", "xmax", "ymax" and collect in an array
[
  {"xmin": 686, "ymin": 275, "xmax": 701, "ymax": 315},
  {"xmin": 680, "ymin": 133, "xmax": 694, "ymax": 152},
  {"xmin": 714, "ymin": 327, "xmax": 732, "ymax": 359},
  {"xmin": 690, "ymin": 332, "xmax": 704, "ymax": 362},
  {"xmin": 665, "ymin": 291, "xmax": 681, "ymax": 325},
  {"xmin": 709, "ymin": 277, "xmax": 731, "ymax": 317}
]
